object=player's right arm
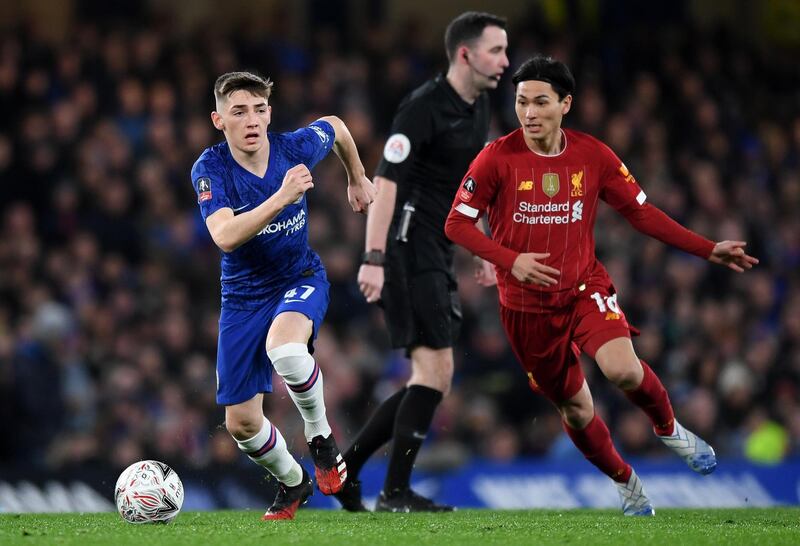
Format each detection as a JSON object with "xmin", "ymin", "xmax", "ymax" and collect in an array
[
  {"xmin": 358, "ymin": 175, "xmax": 397, "ymax": 303},
  {"xmin": 444, "ymin": 149, "xmax": 560, "ymax": 286},
  {"xmin": 205, "ymin": 164, "xmax": 312, "ymax": 253},
  {"xmin": 357, "ymin": 97, "xmax": 433, "ymax": 303}
]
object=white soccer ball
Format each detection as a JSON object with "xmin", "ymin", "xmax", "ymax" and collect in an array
[{"xmin": 115, "ymin": 460, "xmax": 184, "ymax": 524}]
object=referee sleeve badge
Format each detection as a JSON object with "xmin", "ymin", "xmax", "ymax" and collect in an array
[{"xmin": 383, "ymin": 133, "xmax": 411, "ymax": 164}]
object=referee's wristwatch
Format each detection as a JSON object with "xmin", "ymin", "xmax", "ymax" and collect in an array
[{"xmin": 362, "ymin": 249, "xmax": 385, "ymax": 266}]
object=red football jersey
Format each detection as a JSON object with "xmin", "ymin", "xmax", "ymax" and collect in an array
[{"xmin": 448, "ymin": 128, "xmax": 650, "ymax": 313}]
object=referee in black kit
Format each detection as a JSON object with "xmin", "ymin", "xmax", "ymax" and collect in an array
[{"xmin": 334, "ymin": 11, "xmax": 509, "ymax": 512}]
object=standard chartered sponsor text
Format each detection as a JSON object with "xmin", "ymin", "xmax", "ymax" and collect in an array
[
  {"xmin": 518, "ymin": 202, "xmax": 570, "ymax": 213},
  {"xmin": 514, "ymin": 201, "xmax": 579, "ymax": 224}
]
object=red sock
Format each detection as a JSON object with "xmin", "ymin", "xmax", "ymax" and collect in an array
[
  {"xmin": 564, "ymin": 414, "xmax": 631, "ymax": 483},
  {"xmin": 624, "ymin": 360, "xmax": 675, "ymax": 436}
]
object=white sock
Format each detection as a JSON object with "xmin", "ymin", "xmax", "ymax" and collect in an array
[
  {"xmin": 268, "ymin": 342, "xmax": 332, "ymax": 441},
  {"xmin": 235, "ymin": 416, "xmax": 303, "ymax": 486}
]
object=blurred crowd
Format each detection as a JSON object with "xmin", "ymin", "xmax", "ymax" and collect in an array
[{"xmin": 1, "ymin": 4, "xmax": 799, "ymax": 477}]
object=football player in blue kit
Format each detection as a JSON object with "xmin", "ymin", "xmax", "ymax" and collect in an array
[{"xmin": 191, "ymin": 71, "xmax": 376, "ymax": 520}]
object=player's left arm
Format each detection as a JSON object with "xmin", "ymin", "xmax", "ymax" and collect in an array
[
  {"xmin": 600, "ymin": 147, "xmax": 758, "ymax": 272},
  {"xmin": 318, "ymin": 115, "xmax": 376, "ymax": 214},
  {"xmin": 619, "ymin": 203, "xmax": 758, "ymax": 272},
  {"xmin": 707, "ymin": 240, "xmax": 759, "ymax": 272}
]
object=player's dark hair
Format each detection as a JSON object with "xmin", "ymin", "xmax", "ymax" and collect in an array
[
  {"xmin": 214, "ymin": 71, "xmax": 273, "ymax": 103},
  {"xmin": 512, "ymin": 55, "xmax": 575, "ymax": 100},
  {"xmin": 444, "ymin": 11, "xmax": 507, "ymax": 63}
]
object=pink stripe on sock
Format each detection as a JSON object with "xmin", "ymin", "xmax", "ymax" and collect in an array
[
  {"xmin": 248, "ymin": 424, "xmax": 276, "ymax": 458},
  {"xmin": 288, "ymin": 363, "xmax": 320, "ymax": 393}
]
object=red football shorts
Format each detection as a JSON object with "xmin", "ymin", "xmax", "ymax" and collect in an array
[{"xmin": 499, "ymin": 283, "xmax": 638, "ymax": 404}]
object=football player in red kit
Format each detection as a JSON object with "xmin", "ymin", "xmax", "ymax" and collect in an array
[{"xmin": 445, "ymin": 55, "xmax": 758, "ymax": 516}]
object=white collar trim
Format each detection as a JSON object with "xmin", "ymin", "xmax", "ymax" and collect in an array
[{"xmin": 528, "ymin": 129, "xmax": 567, "ymax": 157}]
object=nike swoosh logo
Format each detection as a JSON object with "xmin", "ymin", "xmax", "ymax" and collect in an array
[
  {"xmin": 232, "ymin": 204, "xmax": 250, "ymax": 212},
  {"xmin": 284, "ymin": 299, "xmax": 306, "ymax": 303},
  {"xmin": 449, "ymin": 120, "xmax": 462, "ymax": 129},
  {"xmin": 412, "ymin": 431, "xmax": 427, "ymax": 440}
]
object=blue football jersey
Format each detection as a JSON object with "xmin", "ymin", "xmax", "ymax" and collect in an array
[{"xmin": 191, "ymin": 120, "xmax": 335, "ymax": 309}]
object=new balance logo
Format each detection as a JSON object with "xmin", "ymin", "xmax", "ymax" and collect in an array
[
  {"xmin": 618, "ymin": 163, "xmax": 637, "ymax": 184},
  {"xmin": 518, "ymin": 180, "xmax": 533, "ymax": 191}
]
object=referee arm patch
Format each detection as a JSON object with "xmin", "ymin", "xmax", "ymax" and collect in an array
[
  {"xmin": 383, "ymin": 133, "xmax": 411, "ymax": 164},
  {"xmin": 455, "ymin": 203, "xmax": 479, "ymax": 218}
]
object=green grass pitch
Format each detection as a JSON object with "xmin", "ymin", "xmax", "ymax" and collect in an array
[{"xmin": 2, "ymin": 509, "xmax": 799, "ymax": 545}]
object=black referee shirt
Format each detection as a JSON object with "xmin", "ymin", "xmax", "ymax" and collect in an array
[{"xmin": 375, "ymin": 73, "xmax": 490, "ymax": 238}]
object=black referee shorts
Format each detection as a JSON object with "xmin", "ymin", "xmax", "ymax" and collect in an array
[{"xmin": 380, "ymin": 228, "xmax": 462, "ymax": 353}]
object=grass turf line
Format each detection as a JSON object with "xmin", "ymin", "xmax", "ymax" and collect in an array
[{"xmin": 1, "ymin": 509, "xmax": 799, "ymax": 546}]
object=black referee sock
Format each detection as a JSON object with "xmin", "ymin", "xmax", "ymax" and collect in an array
[
  {"xmin": 343, "ymin": 387, "xmax": 407, "ymax": 479},
  {"xmin": 383, "ymin": 385, "xmax": 443, "ymax": 494}
]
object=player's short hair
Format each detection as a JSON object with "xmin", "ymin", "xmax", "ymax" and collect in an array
[
  {"xmin": 512, "ymin": 55, "xmax": 576, "ymax": 100},
  {"xmin": 444, "ymin": 11, "xmax": 507, "ymax": 63},
  {"xmin": 214, "ymin": 71, "xmax": 273, "ymax": 103}
]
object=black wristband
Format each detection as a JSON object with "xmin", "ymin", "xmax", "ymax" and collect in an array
[{"xmin": 362, "ymin": 250, "xmax": 385, "ymax": 266}]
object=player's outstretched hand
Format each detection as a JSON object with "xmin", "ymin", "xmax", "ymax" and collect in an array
[
  {"xmin": 511, "ymin": 252, "xmax": 561, "ymax": 286},
  {"xmin": 474, "ymin": 256, "xmax": 497, "ymax": 287},
  {"xmin": 280, "ymin": 164, "xmax": 313, "ymax": 205},
  {"xmin": 347, "ymin": 175, "xmax": 377, "ymax": 214},
  {"xmin": 709, "ymin": 240, "xmax": 759, "ymax": 272},
  {"xmin": 358, "ymin": 264, "xmax": 384, "ymax": 303}
]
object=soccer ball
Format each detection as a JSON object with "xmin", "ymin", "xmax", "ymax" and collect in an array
[{"xmin": 114, "ymin": 460, "xmax": 184, "ymax": 524}]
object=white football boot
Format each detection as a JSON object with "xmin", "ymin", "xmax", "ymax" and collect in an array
[
  {"xmin": 658, "ymin": 420, "xmax": 717, "ymax": 475},
  {"xmin": 614, "ymin": 469, "xmax": 655, "ymax": 516}
]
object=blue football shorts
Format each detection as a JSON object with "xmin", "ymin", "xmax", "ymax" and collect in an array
[{"xmin": 215, "ymin": 272, "xmax": 330, "ymax": 406}]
